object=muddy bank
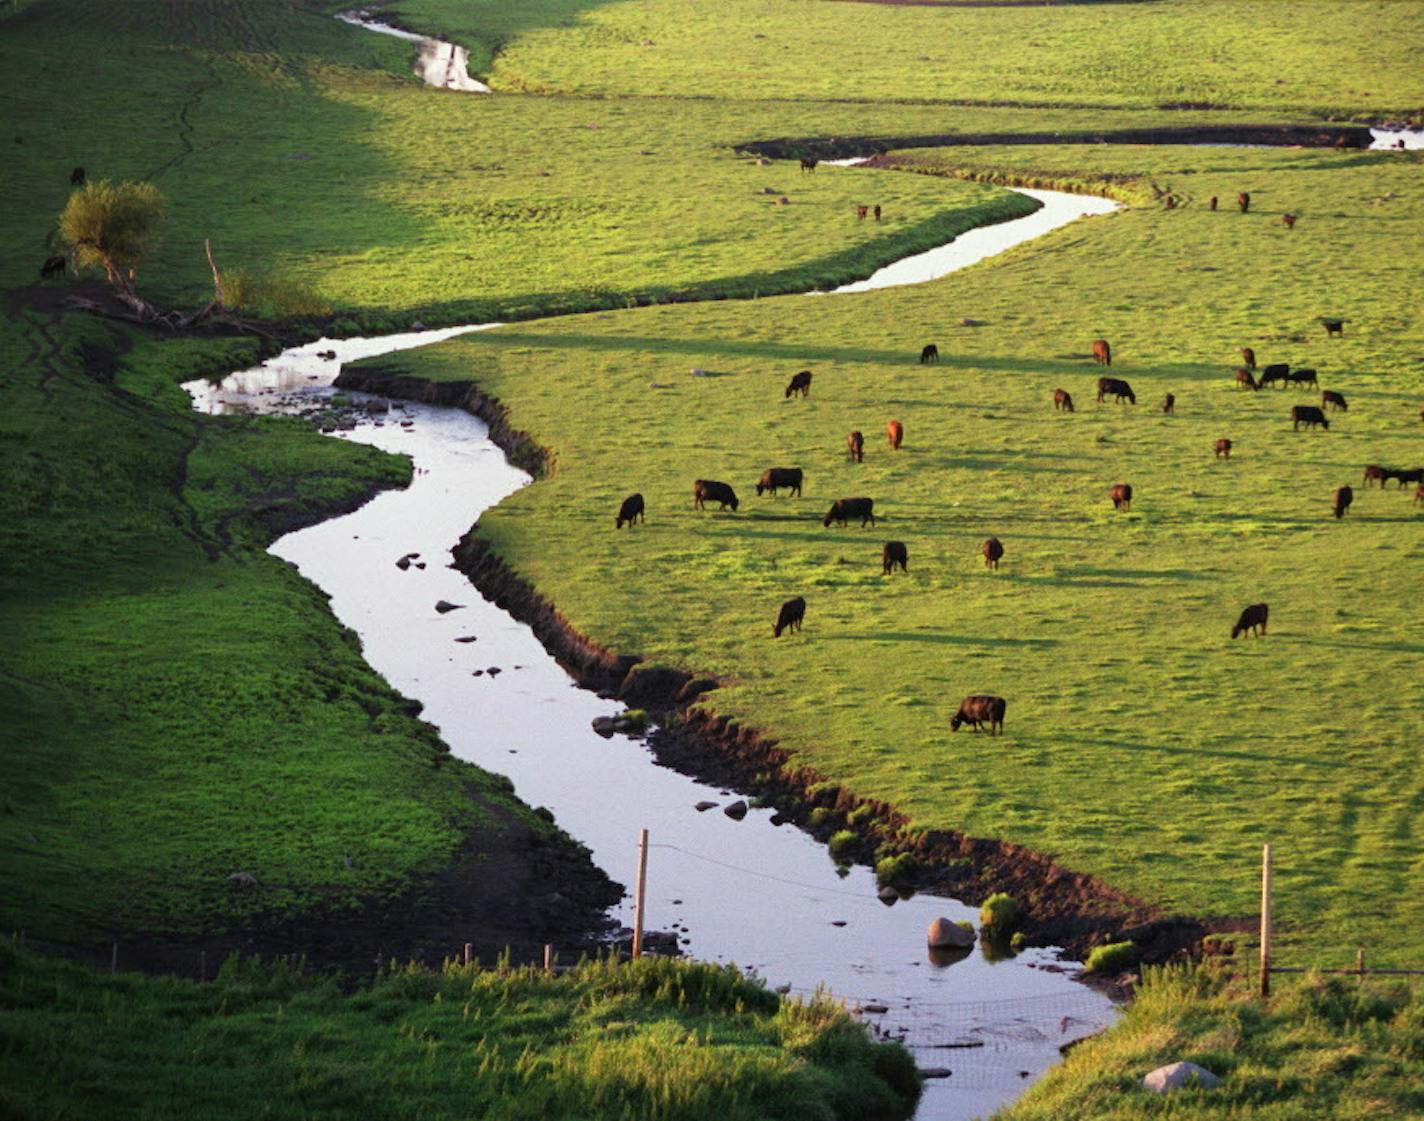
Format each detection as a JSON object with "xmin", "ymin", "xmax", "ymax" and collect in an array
[
  {"xmin": 341, "ymin": 363, "xmax": 1204, "ymax": 965},
  {"xmin": 739, "ymin": 123, "xmax": 1374, "ymax": 162}
]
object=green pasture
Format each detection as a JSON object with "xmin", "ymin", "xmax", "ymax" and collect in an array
[{"xmin": 370, "ymin": 142, "xmax": 1424, "ymax": 965}]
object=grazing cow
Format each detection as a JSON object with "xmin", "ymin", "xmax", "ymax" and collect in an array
[
  {"xmin": 785, "ymin": 370, "xmax": 812, "ymax": 399},
  {"xmin": 1231, "ymin": 603, "xmax": 1268, "ymax": 639},
  {"xmin": 615, "ymin": 493, "xmax": 644, "ymax": 529},
  {"xmin": 1390, "ymin": 467, "xmax": 1424, "ymax": 488},
  {"xmin": 1235, "ymin": 367, "xmax": 1259, "ymax": 391},
  {"xmin": 773, "ymin": 596, "xmax": 805, "ymax": 638},
  {"xmin": 1258, "ymin": 363, "xmax": 1290, "ymax": 389},
  {"xmin": 70, "ymin": 166, "xmax": 85, "ymax": 186},
  {"xmin": 856, "ymin": 205, "xmax": 868, "ymax": 220},
  {"xmin": 823, "ymin": 497, "xmax": 876, "ymax": 528},
  {"xmin": 886, "ymin": 419, "xmax": 903, "ymax": 450},
  {"xmin": 873, "ymin": 204, "xmax": 881, "ymax": 221},
  {"xmin": 846, "ymin": 430, "xmax": 864, "ymax": 463},
  {"xmin": 800, "ymin": 158, "xmax": 818, "ymax": 174},
  {"xmin": 1283, "ymin": 213, "xmax": 1297, "ymax": 229},
  {"xmin": 1238, "ymin": 192, "xmax": 1251, "ymax": 213},
  {"xmin": 756, "ymin": 467, "xmax": 803, "ymax": 497},
  {"xmin": 919, "ymin": 343, "xmax": 939, "ymax": 364},
  {"xmin": 1209, "ymin": 196, "xmax": 1218, "ymax": 211},
  {"xmin": 693, "ymin": 479, "xmax": 739, "ymax": 511},
  {"xmin": 1110, "ymin": 483, "xmax": 1133, "ymax": 511},
  {"xmin": 882, "ymin": 541, "xmax": 908, "ymax": 575},
  {"xmin": 39, "ymin": 255, "xmax": 66, "ymax": 279},
  {"xmin": 1240, "ymin": 346, "xmax": 1256, "ymax": 369},
  {"xmin": 1322, "ymin": 390, "xmax": 1347, "ymax": 411},
  {"xmin": 1333, "ymin": 485, "xmax": 1353, "ymax": 519},
  {"xmin": 950, "ymin": 695, "xmax": 1006, "ymax": 735},
  {"xmin": 1292, "ymin": 405, "xmax": 1329, "ymax": 431},
  {"xmin": 1416, "ymin": 483, "xmax": 1424, "ymax": 505},
  {"xmin": 1323, "ymin": 318, "xmax": 1344, "ymax": 337},
  {"xmin": 981, "ymin": 536, "xmax": 1004, "ymax": 570},
  {"xmin": 1363, "ymin": 464, "xmax": 1386, "ymax": 487},
  {"xmin": 1092, "ymin": 338, "xmax": 1112, "ymax": 366},
  {"xmin": 1054, "ymin": 388, "xmax": 1075, "ymax": 412},
  {"xmin": 1215, "ymin": 438, "xmax": 1232, "ymax": 460},
  {"xmin": 1097, "ymin": 376, "xmax": 1136, "ymax": 404},
  {"xmin": 1287, "ymin": 368, "xmax": 1318, "ymax": 387},
  {"xmin": 1162, "ymin": 392, "xmax": 1176, "ymax": 415}
]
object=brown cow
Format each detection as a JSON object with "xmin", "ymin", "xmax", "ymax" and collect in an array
[
  {"xmin": 1054, "ymin": 388, "xmax": 1075, "ymax": 412},
  {"xmin": 950, "ymin": 695, "xmax": 1006, "ymax": 735},
  {"xmin": 846, "ymin": 430, "xmax": 864, "ymax": 463},
  {"xmin": 1283, "ymin": 213, "xmax": 1297, "ymax": 229},
  {"xmin": 1209, "ymin": 196, "xmax": 1218, "ymax": 211},
  {"xmin": 1235, "ymin": 368, "xmax": 1259, "ymax": 391},
  {"xmin": 1416, "ymin": 483, "xmax": 1424, "ymax": 505},
  {"xmin": 1333, "ymin": 485, "xmax": 1353, "ymax": 519},
  {"xmin": 785, "ymin": 370, "xmax": 812, "ymax": 398},
  {"xmin": 693, "ymin": 479, "xmax": 739, "ymax": 511},
  {"xmin": 1231, "ymin": 603, "xmax": 1268, "ymax": 639},
  {"xmin": 1322, "ymin": 319, "xmax": 1344, "ymax": 337},
  {"xmin": 773, "ymin": 596, "xmax": 805, "ymax": 637},
  {"xmin": 1092, "ymin": 338, "xmax": 1112, "ymax": 366},
  {"xmin": 1215, "ymin": 438, "xmax": 1232, "ymax": 460},
  {"xmin": 1363, "ymin": 464, "xmax": 1386, "ymax": 487},
  {"xmin": 1292, "ymin": 406, "xmax": 1329, "ymax": 431},
  {"xmin": 887, "ymin": 419, "xmax": 903, "ymax": 450},
  {"xmin": 1162, "ymin": 392, "xmax": 1176, "ymax": 415},
  {"xmin": 1240, "ymin": 347, "xmax": 1256, "ymax": 369},
  {"xmin": 615, "ymin": 493, "xmax": 644, "ymax": 529},
  {"xmin": 823, "ymin": 497, "xmax": 876, "ymax": 528},
  {"xmin": 981, "ymin": 537, "xmax": 1004, "ymax": 570},
  {"xmin": 856, "ymin": 205, "xmax": 868, "ymax": 220},
  {"xmin": 1110, "ymin": 483, "xmax": 1133, "ymax": 511},
  {"xmin": 756, "ymin": 467, "xmax": 803, "ymax": 497},
  {"xmin": 873, "ymin": 204, "xmax": 881, "ymax": 221},
  {"xmin": 1238, "ymin": 192, "xmax": 1251, "ymax": 213},
  {"xmin": 882, "ymin": 541, "xmax": 908, "ymax": 575},
  {"xmin": 1321, "ymin": 390, "xmax": 1347, "ymax": 411}
]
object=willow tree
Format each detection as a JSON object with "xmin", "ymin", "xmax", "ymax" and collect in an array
[{"xmin": 58, "ymin": 180, "xmax": 164, "ymax": 316}]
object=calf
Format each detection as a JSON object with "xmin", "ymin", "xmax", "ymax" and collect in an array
[
  {"xmin": 1322, "ymin": 318, "xmax": 1344, "ymax": 337},
  {"xmin": 1333, "ymin": 485, "xmax": 1353, "ymax": 519},
  {"xmin": 882, "ymin": 541, "xmax": 908, "ymax": 574},
  {"xmin": 1258, "ymin": 363, "xmax": 1290, "ymax": 389},
  {"xmin": 919, "ymin": 343, "xmax": 939, "ymax": 364},
  {"xmin": 1235, "ymin": 367, "xmax": 1259, "ymax": 391},
  {"xmin": 693, "ymin": 479, "xmax": 739, "ymax": 511},
  {"xmin": 823, "ymin": 497, "xmax": 876, "ymax": 528},
  {"xmin": 1097, "ymin": 376, "xmax": 1136, "ymax": 404},
  {"xmin": 1238, "ymin": 191, "xmax": 1251, "ymax": 213},
  {"xmin": 981, "ymin": 536, "xmax": 1004, "ymax": 569},
  {"xmin": 800, "ymin": 157, "xmax": 818, "ymax": 174},
  {"xmin": 756, "ymin": 467, "xmax": 803, "ymax": 497},
  {"xmin": 1292, "ymin": 405, "xmax": 1329, "ymax": 431},
  {"xmin": 1215, "ymin": 438, "xmax": 1232, "ymax": 460},
  {"xmin": 846, "ymin": 430, "xmax": 864, "ymax": 462},
  {"xmin": 773, "ymin": 596, "xmax": 805, "ymax": 638},
  {"xmin": 39, "ymin": 255, "xmax": 66, "ymax": 279},
  {"xmin": 950, "ymin": 695, "xmax": 1006, "ymax": 735},
  {"xmin": 1092, "ymin": 338, "xmax": 1112, "ymax": 366},
  {"xmin": 785, "ymin": 370, "xmax": 812, "ymax": 398},
  {"xmin": 1240, "ymin": 346, "xmax": 1256, "ymax": 369},
  {"xmin": 856, "ymin": 205, "xmax": 868, "ymax": 220},
  {"xmin": 615, "ymin": 493, "xmax": 644, "ymax": 529},
  {"xmin": 70, "ymin": 166, "xmax": 85, "ymax": 186},
  {"xmin": 1322, "ymin": 390, "xmax": 1347, "ymax": 411},
  {"xmin": 886, "ymin": 419, "xmax": 903, "ymax": 450},
  {"xmin": 1287, "ymin": 368, "xmax": 1318, "ymax": 387},
  {"xmin": 1162, "ymin": 392, "xmax": 1176, "ymax": 415},
  {"xmin": 1363, "ymin": 464, "xmax": 1386, "ymax": 487},
  {"xmin": 1283, "ymin": 213, "xmax": 1297, "ymax": 229},
  {"xmin": 1054, "ymin": 388, "xmax": 1075, "ymax": 412},
  {"xmin": 1231, "ymin": 602, "xmax": 1268, "ymax": 639},
  {"xmin": 1110, "ymin": 483, "xmax": 1133, "ymax": 511}
]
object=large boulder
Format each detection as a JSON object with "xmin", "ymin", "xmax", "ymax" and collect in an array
[
  {"xmin": 927, "ymin": 917, "xmax": 976, "ymax": 949},
  {"xmin": 1142, "ymin": 1061, "xmax": 1221, "ymax": 1094}
]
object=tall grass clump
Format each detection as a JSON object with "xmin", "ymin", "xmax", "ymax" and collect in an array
[{"xmin": 979, "ymin": 892, "xmax": 1021, "ymax": 933}]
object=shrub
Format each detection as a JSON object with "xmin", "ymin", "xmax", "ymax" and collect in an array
[
  {"xmin": 808, "ymin": 807, "xmax": 838, "ymax": 830},
  {"xmin": 220, "ymin": 266, "xmax": 331, "ymax": 318},
  {"xmin": 874, "ymin": 852, "xmax": 919, "ymax": 886},
  {"xmin": 58, "ymin": 180, "xmax": 163, "ymax": 296},
  {"xmin": 980, "ymin": 892, "xmax": 1021, "ymax": 932},
  {"xmin": 847, "ymin": 804, "xmax": 878, "ymax": 829},
  {"xmin": 1084, "ymin": 940, "xmax": 1137, "ymax": 974},
  {"xmin": 827, "ymin": 830, "xmax": 859, "ymax": 861}
]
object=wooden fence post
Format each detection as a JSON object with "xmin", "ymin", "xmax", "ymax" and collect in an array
[
  {"xmin": 631, "ymin": 828, "xmax": 649, "ymax": 960},
  {"xmin": 1356, "ymin": 947, "xmax": 1365, "ymax": 984},
  {"xmin": 1259, "ymin": 843, "xmax": 1272, "ymax": 998},
  {"xmin": 463, "ymin": 943, "xmax": 472, "ymax": 967},
  {"xmin": 543, "ymin": 944, "xmax": 553, "ymax": 974}
]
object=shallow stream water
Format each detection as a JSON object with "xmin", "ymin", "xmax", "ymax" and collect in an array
[{"xmin": 187, "ymin": 188, "xmax": 1123, "ymax": 1120}]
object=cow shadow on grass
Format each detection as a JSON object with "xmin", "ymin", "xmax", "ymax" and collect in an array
[{"xmin": 820, "ymin": 631, "xmax": 1057, "ymax": 648}]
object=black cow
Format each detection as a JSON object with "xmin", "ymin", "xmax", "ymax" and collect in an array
[
  {"xmin": 1292, "ymin": 406, "xmax": 1329, "ymax": 431},
  {"xmin": 70, "ymin": 166, "xmax": 85, "ymax": 186},
  {"xmin": 1322, "ymin": 390, "xmax": 1347, "ymax": 411},
  {"xmin": 785, "ymin": 370, "xmax": 812, "ymax": 399},
  {"xmin": 1388, "ymin": 467, "xmax": 1424, "ymax": 488},
  {"xmin": 1322, "ymin": 319, "xmax": 1344, "ymax": 337},
  {"xmin": 846, "ymin": 430, "xmax": 864, "ymax": 462},
  {"xmin": 873, "ymin": 204, "xmax": 881, "ymax": 221},
  {"xmin": 1333, "ymin": 485, "xmax": 1353, "ymax": 519},
  {"xmin": 950, "ymin": 695, "xmax": 1006, "ymax": 735},
  {"xmin": 615, "ymin": 493, "xmax": 644, "ymax": 529},
  {"xmin": 773, "ymin": 596, "xmax": 805, "ymax": 638},
  {"xmin": 823, "ymin": 497, "xmax": 875, "ymax": 528},
  {"xmin": 1110, "ymin": 483, "xmax": 1133, "ymax": 511},
  {"xmin": 1287, "ymin": 368, "xmax": 1318, "ymax": 387},
  {"xmin": 693, "ymin": 479, "xmax": 739, "ymax": 511},
  {"xmin": 1162, "ymin": 392, "xmax": 1176, "ymax": 415},
  {"xmin": 882, "ymin": 541, "xmax": 908, "ymax": 575},
  {"xmin": 1209, "ymin": 196, "xmax": 1218, "ymax": 211},
  {"xmin": 756, "ymin": 467, "xmax": 803, "ymax": 497},
  {"xmin": 40, "ymin": 255, "xmax": 66, "ymax": 279},
  {"xmin": 1054, "ymin": 388, "xmax": 1075, "ymax": 412},
  {"xmin": 800, "ymin": 158, "xmax": 818, "ymax": 174},
  {"xmin": 1232, "ymin": 603, "xmax": 1269, "ymax": 639},
  {"xmin": 1097, "ymin": 376, "xmax": 1136, "ymax": 404},
  {"xmin": 920, "ymin": 343, "xmax": 939, "ymax": 364},
  {"xmin": 1258, "ymin": 363, "xmax": 1290, "ymax": 389},
  {"xmin": 981, "ymin": 537, "xmax": 1004, "ymax": 570}
]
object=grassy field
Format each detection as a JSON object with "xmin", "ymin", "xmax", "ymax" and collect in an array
[
  {"xmin": 367, "ymin": 141, "xmax": 1424, "ymax": 966},
  {"xmin": 0, "ymin": 941, "xmax": 918, "ymax": 1121}
]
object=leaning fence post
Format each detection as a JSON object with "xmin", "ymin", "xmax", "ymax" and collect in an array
[
  {"xmin": 631, "ymin": 828, "xmax": 649, "ymax": 960},
  {"xmin": 1258, "ymin": 843, "xmax": 1272, "ymax": 998}
]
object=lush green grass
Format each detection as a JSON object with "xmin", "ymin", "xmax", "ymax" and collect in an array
[
  {"xmin": 367, "ymin": 142, "xmax": 1424, "ymax": 966},
  {"xmin": 0, "ymin": 941, "xmax": 919, "ymax": 1121},
  {"xmin": 395, "ymin": 0, "xmax": 1424, "ymax": 119},
  {"xmin": 1000, "ymin": 964, "xmax": 1424, "ymax": 1120}
]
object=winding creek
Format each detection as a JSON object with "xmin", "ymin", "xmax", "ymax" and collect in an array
[{"xmin": 186, "ymin": 185, "xmax": 1125, "ymax": 1120}]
